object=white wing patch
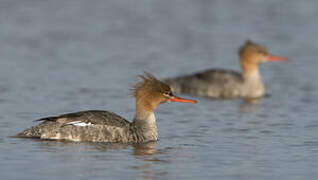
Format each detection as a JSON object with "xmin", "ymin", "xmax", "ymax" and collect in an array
[{"xmin": 65, "ymin": 121, "xmax": 92, "ymax": 127}]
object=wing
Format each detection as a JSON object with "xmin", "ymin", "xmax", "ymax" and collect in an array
[
  {"xmin": 193, "ymin": 69, "xmax": 243, "ymax": 84},
  {"xmin": 35, "ymin": 110, "xmax": 130, "ymax": 127}
]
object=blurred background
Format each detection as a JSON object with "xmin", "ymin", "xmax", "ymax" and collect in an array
[{"xmin": 0, "ymin": 0, "xmax": 318, "ymax": 179}]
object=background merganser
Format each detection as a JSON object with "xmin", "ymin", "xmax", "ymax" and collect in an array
[{"xmin": 164, "ymin": 40, "xmax": 287, "ymax": 99}]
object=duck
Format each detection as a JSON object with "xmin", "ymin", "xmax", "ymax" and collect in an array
[
  {"xmin": 164, "ymin": 40, "xmax": 287, "ymax": 99},
  {"xmin": 16, "ymin": 73, "xmax": 197, "ymax": 143}
]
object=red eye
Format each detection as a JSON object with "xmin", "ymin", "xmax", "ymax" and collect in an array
[{"xmin": 163, "ymin": 91, "xmax": 172, "ymax": 97}]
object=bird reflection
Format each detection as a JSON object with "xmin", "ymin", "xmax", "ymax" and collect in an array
[
  {"xmin": 33, "ymin": 140, "xmax": 169, "ymax": 180},
  {"xmin": 92, "ymin": 141, "xmax": 161, "ymax": 156},
  {"xmin": 239, "ymin": 97, "xmax": 261, "ymax": 116},
  {"xmin": 132, "ymin": 142, "xmax": 169, "ymax": 180},
  {"xmin": 96, "ymin": 141, "xmax": 169, "ymax": 180},
  {"xmin": 133, "ymin": 141, "xmax": 158, "ymax": 156}
]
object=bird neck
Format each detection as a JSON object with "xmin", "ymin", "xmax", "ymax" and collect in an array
[
  {"xmin": 133, "ymin": 102, "xmax": 157, "ymax": 129},
  {"xmin": 240, "ymin": 57, "xmax": 260, "ymax": 76},
  {"xmin": 132, "ymin": 104, "xmax": 158, "ymax": 142},
  {"xmin": 240, "ymin": 58, "xmax": 265, "ymax": 97},
  {"xmin": 242, "ymin": 67, "xmax": 261, "ymax": 81}
]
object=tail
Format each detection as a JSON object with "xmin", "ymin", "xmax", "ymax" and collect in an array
[
  {"xmin": 15, "ymin": 120, "xmax": 53, "ymax": 138},
  {"xmin": 15, "ymin": 127, "xmax": 41, "ymax": 138},
  {"xmin": 15, "ymin": 116, "xmax": 58, "ymax": 138}
]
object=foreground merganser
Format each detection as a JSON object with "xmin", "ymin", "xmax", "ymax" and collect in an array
[
  {"xmin": 16, "ymin": 73, "xmax": 197, "ymax": 143},
  {"xmin": 164, "ymin": 40, "xmax": 288, "ymax": 98}
]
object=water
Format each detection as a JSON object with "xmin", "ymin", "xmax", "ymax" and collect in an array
[{"xmin": 0, "ymin": 0, "xmax": 318, "ymax": 179}]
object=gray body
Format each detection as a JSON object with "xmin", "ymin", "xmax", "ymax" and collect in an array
[
  {"xmin": 165, "ymin": 69, "xmax": 265, "ymax": 98},
  {"xmin": 16, "ymin": 110, "xmax": 158, "ymax": 143}
]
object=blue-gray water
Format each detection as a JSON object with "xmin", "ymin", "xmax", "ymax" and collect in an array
[{"xmin": 1, "ymin": 0, "xmax": 318, "ymax": 179}]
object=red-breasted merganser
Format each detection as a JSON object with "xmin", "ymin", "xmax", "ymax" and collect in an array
[
  {"xmin": 164, "ymin": 40, "xmax": 288, "ymax": 98},
  {"xmin": 16, "ymin": 73, "xmax": 197, "ymax": 143}
]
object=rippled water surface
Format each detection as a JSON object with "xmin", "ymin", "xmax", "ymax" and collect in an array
[{"xmin": 1, "ymin": 0, "xmax": 318, "ymax": 179}]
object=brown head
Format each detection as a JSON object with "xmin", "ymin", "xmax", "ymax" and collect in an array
[
  {"xmin": 239, "ymin": 40, "xmax": 288, "ymax": 73},
  {"xmin": 132, "ymin": 72, "xmax": 197, "ymax": 112}
]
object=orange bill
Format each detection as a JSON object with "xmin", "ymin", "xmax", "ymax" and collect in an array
[
  {"xmin": 170, "ymin": 96, "xmax": 197, "ymax": 104},
  {"xmin": 267, "ymin": 55, "xmax": 288, "ymax": 62}
]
